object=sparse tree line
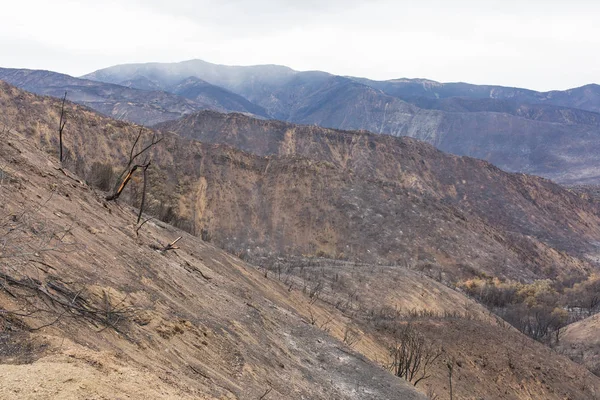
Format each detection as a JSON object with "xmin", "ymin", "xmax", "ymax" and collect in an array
[{"xmin": 461, "ymin": 274, "xmax": 600, "ymax": 344}]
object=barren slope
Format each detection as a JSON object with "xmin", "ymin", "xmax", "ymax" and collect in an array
[
  {"xmin": 559, "ymin": 313, "xmax": 600, "ymax": 376},
  {"xmin": 0, "ymin": 125, "xmax": 424, "ymax": 399},
  {"xmin": 3, "ymin": 82, "xmax": 600, "ymax": 399},
  {"xmin": 157, "ymin": 110, "xmax": 600, "ymax": 280}
]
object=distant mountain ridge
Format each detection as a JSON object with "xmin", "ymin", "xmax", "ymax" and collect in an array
[
  {"xmin": 84, "ymin": 59, "xmax": 600, "ymax": 116},
  {"xmin": 0, "ymin": 68, "xmax": 267, "ymax": 124},
  {"xmin": 155, "ymin": 109, "xmax": 600, "ymax": 185},
  {"xmin": 116, "ymin": 73, "xmax": 269, "ymax": 118},
  {"xmin": 354, "ymin": 77, "xmax": 600, "ymax": 113},
  {"xmin": 3, "ymin": 60, "xmax": 600, "ymax": 184},
  {"xmin": 81, "ymin": 59, "xmax": 600, "ymax": 184}
]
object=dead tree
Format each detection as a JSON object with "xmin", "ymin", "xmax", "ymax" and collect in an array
[
  {"xmin": 106, "ymin": 129, "xmax": 162, "ymax": 222},
  {"xmin": 388, "ymin": 323, "xmax": 442, "ymax": 387},
  {"xmin": 58, "ymin": 92, "xmax": 67, "ymax": 164},
  {"xmin": 137, "ymin": 162, "xmax": 151, "ymax": 223},
  {"xmin": 447, "ymin": 359, "xmax": 454, "ymax": 400}
]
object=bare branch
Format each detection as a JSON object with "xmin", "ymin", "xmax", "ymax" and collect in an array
[
  {"xmin": 58, "ymin": 92, "xmax": 67, "ymax": 163},
  {"xmin": 387, "ymin": 323, "xmax": 442, "ymax": 387},
  {"xmin": 135, "ymin": 217, "xmax": 153, "ymax": 237},
  {"xmin": 161, "ymin": 236, "xmax": 182, "ymax": 252},
  {"xmin": 136, "ymin": 161, "xmax": 151, "ymax": 223},
  {"xmin": 259, "ymin": 384, "xmax": 273, "ymax": 399}
]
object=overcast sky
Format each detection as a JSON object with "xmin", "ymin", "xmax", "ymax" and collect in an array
[{"xmin": 2, "ymin": 0, "xmax": 599, "ymax": 91}]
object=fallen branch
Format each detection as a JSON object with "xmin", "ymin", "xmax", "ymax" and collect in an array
[
  {"xmin": 161, "ymin": 236, "xmax": 182, "ymax": 252},
  {"xmin": 259, "ymin": 386, "xmax": 272, "ymax": 399},
  {"xmin": 135, "ymin": 217, "xmax": 153, "ymax": 237},
  {"xmin": 0, "ymin": 271, "xmax": 135, "ymax": 332}
]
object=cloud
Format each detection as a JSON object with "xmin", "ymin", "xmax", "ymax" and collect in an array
[{"xmin": 1, "ymin": 0, "xmax": 599, "ymax": 90}]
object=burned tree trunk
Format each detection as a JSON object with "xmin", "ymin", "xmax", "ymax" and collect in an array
[{"xmin": 58, "ymin": 92, "xmax": 67, "ymax": 164}]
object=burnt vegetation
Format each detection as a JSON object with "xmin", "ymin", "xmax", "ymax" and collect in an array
[
  {"xmin": 4, "ymin": 82, "xmax": 600, "ymax": 398},
  {"xmin": 0, "ymin": 115, "xmax": 162, "ymax": 337},
  {"xmin": 0, "ymin": 192, "xmax": 137, "ymax": 334},
  {"xmin": 387, "ymin": 323, "xmax": 442, "ymax": 387}
]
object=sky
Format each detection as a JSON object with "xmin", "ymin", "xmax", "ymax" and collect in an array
[{"xmin": 2, "ymin": 0, "xmax": 599, "ymax": 91}]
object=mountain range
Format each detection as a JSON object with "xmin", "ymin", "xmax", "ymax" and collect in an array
[
  {"xmin": 4, "ymin": 78, "xmax": 600, "ymax": 398},
  {"xmin": 0, "ymin": 67, "xmax": 266, "ymax": 125},
  {"xmin": 1, "ymin": 59, "xmax": 600, "ymax": 185}
]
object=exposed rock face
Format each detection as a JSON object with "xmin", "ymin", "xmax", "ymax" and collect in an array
[{"xmin": 157, "ymin": 110, "xmax": 600, "ymax": 278}]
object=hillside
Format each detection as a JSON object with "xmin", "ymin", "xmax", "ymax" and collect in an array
[
  {"xmin": 0, "ymin": 116, "xmax": 425, "ymax": 399},
  {"xmin": 559, "ymin": 313, "xmax": 600, "ymax": 376},
  {"xmin": 2, "ymin": 82, "xmax": 599, "ymax": 283},
  {"xmin": 157, "ymin": 110, "xmax": 600, "ymax": 277},
  {"xmin": 3, "ymin": 82, "xmax": 600, "ymax": 399}
]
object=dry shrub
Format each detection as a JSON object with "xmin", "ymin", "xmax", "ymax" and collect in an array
[{"xmin": 87, "ymin": 162, "xmax": 114, "ymax": 192}]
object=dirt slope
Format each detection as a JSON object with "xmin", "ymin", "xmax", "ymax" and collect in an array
[
  {"xmin": 261, "ymin": 257, "xmax": 600, "ymax": 400},
  {"xmin": 2, "ymin": 82, "xmax": 600, "ymax": 399},
  {"xmin": 0, "ymin": 128, "xmax": 424, "ymax": 399},
  {"xmin": 559, "ymin": 313, "xmax": 600, "ymax": 377}
]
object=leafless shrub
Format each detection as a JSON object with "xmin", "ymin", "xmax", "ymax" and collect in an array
[
  {"xmin": 0, "ymin": 125, "xmax": 9, "ymax": 139},
  {"xmin": 88, "ymin": 162, "xmax": 114, "ymax": 192},
  {"xmin": 307, "ymin": 308, "xmax": 333, "ymax": 333},
  {"xmin": 308, "ymin": 281, "xmax": 324, "ymax": 304},
  {"xmin": 318, "ymin": 316, "xmax": 333, "ymax": 333},
  {"xmin": 258, "ymin": 385, "xmax": 272, "ymax": 400},
  {"xmin": 426, "ymin": 387, "xmax": 439, "ymax": 400},
  {"xmin": 0, "ymin": 163, "xmax": 7, "ymax": 187},
  {"xmin": 447, "ymin": 359, "xmax": 454, "ymax": 400},
  {"xmin": 0, "ymin": 273, "xmax": 137, "ymax": 333},
  {"xmin": 308, "ymin": 308, "xmax": 317, "ymax": 325},
  {"xmin": 387, "ymin": 323, "xmax": 442, "ymax": 387},
  {"xmin": 0, "ymin": 192, "xmax": 77, "ymax": 266}
]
